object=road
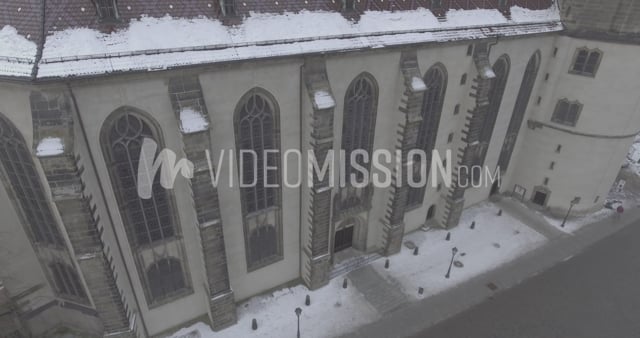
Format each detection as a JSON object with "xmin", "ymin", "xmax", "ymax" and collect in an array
[{"xmin": 414, "ymin": 220, "xmax": 640, "ymax": 338}]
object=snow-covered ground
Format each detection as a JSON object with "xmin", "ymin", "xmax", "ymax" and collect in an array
[
  {"xmin": 542, "ymin": 207, "xmax": 615, "ymax": 234},
  {"xmin": 371, "ymin": 202, "xmax": 547, "ymax": 300},
  {"xmin": 169, "ymin": 277, "xmax": 379, "ymax": 338},
  {"xmin": 168, "ymin": 202, "xmax": 546, "ymax": 338}
]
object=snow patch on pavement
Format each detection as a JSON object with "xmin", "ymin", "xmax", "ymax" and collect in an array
[{"xmin": 371, "ymin": 202, "xmax": 547, "ymax": 300}]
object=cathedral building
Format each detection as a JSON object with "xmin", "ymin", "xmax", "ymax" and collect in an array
[{"xmin": 0, "ymin": 0, "xmax": 639, "ymax": 336}]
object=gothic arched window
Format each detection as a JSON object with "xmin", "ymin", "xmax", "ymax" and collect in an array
[
  {"xmin": 408, "ymin": 64, "xmax": 447, "ymax": 208},
  {"xmin": 146, "ymin": 258, "xmax": 186, "ymax": 301},
  {"xmin": 102, "ymin": 109, "xmax": 176, "ymax": 247},
  {"xmin": 477, "ymin": 55, "xmax": 510, "ymax": 168},
  {"xmin": 234, "ymin": 88, "xmax": 283, "ymax": 270},
  {"xmin": 0, "ymin": 114, "xmax": 63, "ymax": 246},
  {"xmin": 49, "ymin": 262, "xmax": 86, "ymax": 300},
  {"xmin": 339, "ymin": 73, "xmax": 378, "ymax": 210},
  {"xmin": 498, "ymin": 52, "xmax": 540, "ymax": 173}
]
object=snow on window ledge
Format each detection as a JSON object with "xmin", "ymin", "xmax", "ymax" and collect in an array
[
  {"xmin": 313, "ymin": 90, "xmax": 336, "ymax": 110},
  {"xmin": 180, "ymin": 107, "xmax": 209, "ymax": 134},
  {"xmin": 411, "ymin": 76, "xmax": 427, "ymax": 92},
  {"xmin": 36, "ymin": 137, "xmax": 65, "ymax": 157}
]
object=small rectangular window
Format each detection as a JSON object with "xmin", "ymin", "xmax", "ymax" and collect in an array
[
  {"xmin": 537, "ymin": 96, "xmax": 542, "ymax": 105},
  {"xmin": 431, "ymin": 0, "xmax": 443, "ymax": 9},
  {"xmin": 544, "ymin": 73, "xmax": 550, "ymax": 81},
  {"xmin": 460, "ymin": 73, "xmax": 467, "ymax": 85},
  {"xmin": 466, "ymin": 44, "xmax": 474, "ymax": 56},
  {"xmin": 570, "ymin": 48, "xmax": 601, "ymax": 76},
  {"xmin": 556, "ymin": 145, "xmax": 562, "ymax": 153},
  {"xmin": 553, "ymin": 47, "xmax": 558, "ymax": 57},
  {"xmin": 551, "ymin": 99, "xmax": 582, "ymax": 126},
  {"xmin": 549, "ymin": 162, "xmax": 555, "ymax": 170},
  {"xmin": 543, "ymin": 177, "xmax": 549, "ymax": 185}
]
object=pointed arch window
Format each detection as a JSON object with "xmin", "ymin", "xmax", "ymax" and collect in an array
[
  {"xmin": 498, "ymin": 52, "xmax": 540, "ymax": 173},
  {"xmin": 49, "ymin": 262, "xmax": 87, "ymax": 300},
  {"xmin": 0, "ymin": 115, "xmax": 63, "ymax": 246},
  {"xmin": 234, "ymin": 88, "xmax": 283, "ymax": 270},
  {"xmin": 477, "ymin": 56, "xmax": 510, "ymax": 169},
  {"xmin": 339, "ymin": 73, "xmax": 378, "ymax": 211},
  {"xmin": 408, "ymin": 64, "xmax": 447, "ymax": 208},
  {"xmin": 102, "ymin": 110, "xmax": 176, "ymax": 247}
]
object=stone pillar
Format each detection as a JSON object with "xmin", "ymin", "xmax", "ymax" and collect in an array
[
  {"xmin": 441, "ymin": 43, "xmax": 494, "ymax": 228},
  {"xmin": 168, "ymin": 76, "xmax": 236, "ymax": 330},
  {"xmin": 30, "ymin": 90, "xmax": 136, "ymax": 337},
  {"xmin": 381, "ymin": 50, "xmax": 426, "ymax": 255},
  {"xmin": 300, "ymin": 57, "xmax": 335, "ymax": 290}
]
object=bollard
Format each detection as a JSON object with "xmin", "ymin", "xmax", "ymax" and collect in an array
[
  {"xmin": 445, "ymin": 232, "xmax": 451, "ymax": 241},
  {"xmin": 470, "ymin": 221, "xmax": 476, "ymax": 229},
  {"xmin": 252, "ymin": 318, "xmax": 258, "ymax": 331},
  {"xmin": 305, "ymin": 294, "xmax": 310, "ymax": 306},
  {"xmin": 384, "ymin": 259, "xmax": 390, "ymax": 269},
  {"xmin": 343, "ymin": 278, "xmax": 348, "ymax": 289},
  {"xmin": 413, "ymin": 247, "xmax": 419, "ymax": 255}
]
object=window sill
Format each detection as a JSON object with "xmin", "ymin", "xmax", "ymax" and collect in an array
[
  {"xmin": 147, "ymin": 288, "xmax": 194, "ymax": 309},
  {"xmin": 568, "ymin": 70, "xmax": 596, "ymax": 78}
]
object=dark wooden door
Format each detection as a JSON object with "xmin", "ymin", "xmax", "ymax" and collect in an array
[{"xmin": 334, "ymin": 227, "xmax": 354, "ymax": 253}]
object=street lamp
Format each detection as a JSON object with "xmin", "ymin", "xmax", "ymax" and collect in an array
[
  {"xmin": 445, "ymin": 247, "xmax": 458, "ymax": 279},
  {"xmin": 295, "ymin": 307, "xmax": 302, "ymax": 338},
  {"xmin": 561, "ymin": 197, "xmax": 581, "ymax": 228}
]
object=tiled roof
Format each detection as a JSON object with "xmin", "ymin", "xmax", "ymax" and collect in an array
[
  {"xmin": 0, "ymin": 0, "xmax": 559, "ymax": 80},
  {"xmin": 5, "ymin": 0, "xmax": 556, "ymax": 41}
]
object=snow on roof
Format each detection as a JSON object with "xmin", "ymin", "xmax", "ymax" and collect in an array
[
  {"xmin": 36, "ymin": 137, "xmax": 65, "ymax": 157},
  {"xmin": 2, "ymin": 5, "xmax": 561, "ymax": 79},
  {"xmin": 0, "ymin": 25, "xmax": 37, "ymax": 77},
  {"xmin": 179, "ymin": 107, "xmax": 209, "ymax": 134}
]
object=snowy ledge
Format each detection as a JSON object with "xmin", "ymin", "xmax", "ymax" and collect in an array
[
  {"xmin": 29, "ymin": 5, "xmax": 560, "ymax": 78},
  {"xmin": 36, "ymin": 137, "xmax": 65, "ymax": 157},
  {"xmin": 179, "ymin": 107, "xmax": 209, "ymax": 134}
]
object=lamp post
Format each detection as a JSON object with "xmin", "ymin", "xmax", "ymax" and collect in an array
[
  {"xmin": 295, "ymin": 307, "xmax": 302, "ymax": 338},
  {"xmin": 445, "ymin": 247, "xmax": 458, "ymax": 279},
  {"xmin": 561, "ymin": 197, "xmax": 581, "ymax": 228}
]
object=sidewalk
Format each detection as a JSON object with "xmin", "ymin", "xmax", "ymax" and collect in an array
[{"xmin": 341, "ymin": 200, "xmax": 640, "ymax": 338}]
